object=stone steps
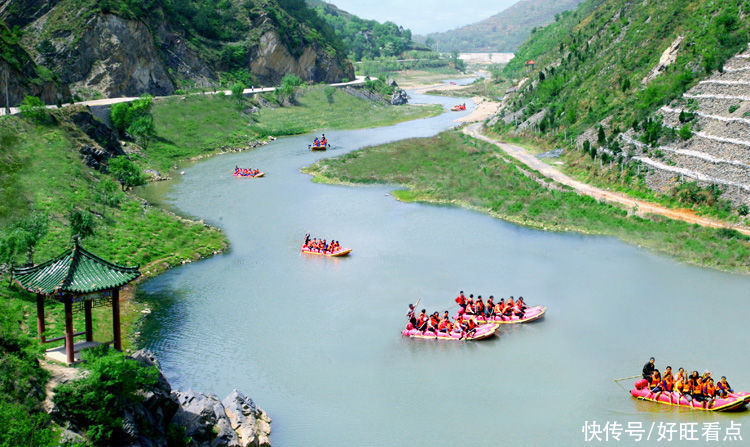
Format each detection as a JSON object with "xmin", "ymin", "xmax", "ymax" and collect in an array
[
  {"xmin": 623, "ymin": 133, "xmax": 750, "ymax": 167},
  {"xmin": 660, "ymin": 107, "xmax": 750, "ymax": 143},
  {"xmin": 660, "ymin": 150, "xmax": 750, "ymax": 186},
  {"xmin": 714, "ymin": 69, "xmax": 750, "ymax": 82},
  {"xmin": 690, "ymin": 82, "xmax": 750, "ymax": 98},
  {"xmin": 636, "ymin": 156, "xmax": 750, "ymax": 206},
  {"xmin": 722, "ymin": 55, "xmax": 750, "ymax": 72}
]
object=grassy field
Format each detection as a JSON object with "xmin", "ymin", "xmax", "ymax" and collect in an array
[
  {"xmin": 305, "ymin": 130, "xmax": 750, "ymax": 273},
  {"xmin": 146, "ymin": 86, "xmax": 442, "ymax": 172},
  {"xmin": 0, "ymin": 114, "xmax": 228, "ymax": 350}
]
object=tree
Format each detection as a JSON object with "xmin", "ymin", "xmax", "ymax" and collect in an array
[
  {"xmin": 19, "ymin": 96, "xmax": 47, "ymax": 123},
  {"xmin": 126, "ymin": 114, "xmax": 154, "ymax": 149},
  {"xmin": 425, "ymin": 37, "xmax": 435, "ymax": 50},
  {"xmin": 108, "ymin": 156, "xmax": 145, "ymax": 190},
  {"xmin": 276, "ymin": 74, "xmax": 303, "ymax": 103},
  {"xmin": 69, "ymin": 208, "xmax": 96, "ymax": 240},
  {"xmin": 0, "ymin": 212, "xmax": 48, "ymax": 267},
  {"xmin": 597, "ymin": 125, "xmax": 606, "ymax": 146},
  {"xmin": 230, "ymin": 81, "xmax": 245, "ymax": 106}
]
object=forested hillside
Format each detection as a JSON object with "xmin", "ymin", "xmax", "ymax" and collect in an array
[
  {"xmin": 0, "ymin": 0, "xmax": 354, "ymax": 102},
  {"xmin": 496, "ymin": 0, "xmax": 750, "ymax": 210},
  {"xmin": 421, "ymin": 0, "xmax": 584, "ymax": 52},
  {"xmin": 307, "ymin": 0, "xmax": 416, "ymax": 60}
]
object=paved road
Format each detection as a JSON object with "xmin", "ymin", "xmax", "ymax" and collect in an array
[
  {"xmin": 463, "ymin": 123, "xmax": 750, "ymax": 236},
  {"xmin": 0, "ymin": 76, "xmax": 371, "ymax": 116}
]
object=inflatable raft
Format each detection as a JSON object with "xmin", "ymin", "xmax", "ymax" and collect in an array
[
  {"xmin": 459, "ymin": 305, "xmax": 546, "ymax": 324},
  {"xmin": 233, "ymin": 172, "xmax": 264, "ymax": 178},
  {"xmin": 311, "ymin": 144, "xmax": 328, "ymax": 151},
  {"xmin": 630, "ymin": 379, "xmax": 750, "ymax": 411},
  {"xmin": 451, "ymin": 105, "xmax": 466, "ymax": 111},
  {"xmin": 300, "ymin": 247, "xmax": 352, "ymax": 257},
  {"xmin": 402, "ymin": 323, "xmax": 498, "ymax": 341}
]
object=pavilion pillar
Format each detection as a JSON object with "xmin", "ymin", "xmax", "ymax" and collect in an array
[
  {"xmin": 112, "ymin": 288, "xmax": 121, "ymax": 351},
  {"xmin": 64, "ymin": 295, "xmax": 75, "ymax": 364},
  {"xmin": 84, "ymin": 299, "xmax": 93, "ymax": 342},
  {"xmin": 36, "ymin": 293, "xmax": 46, "ymax": 343}
]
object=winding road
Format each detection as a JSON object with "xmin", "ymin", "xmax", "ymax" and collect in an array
[{"xmin": 463, "ymin": 122, "xmax": 750, "ymax": 236}]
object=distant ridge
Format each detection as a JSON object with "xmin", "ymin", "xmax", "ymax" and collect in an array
[{"xmin": 419, "ymin": 0, "xmax": 584, "ymax": 53}]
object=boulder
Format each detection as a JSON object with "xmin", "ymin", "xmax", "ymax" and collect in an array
[
  {"xmin": 391, "ymin": 89, "xmax": 408, "ymax": 106},
  {"xmin": 222, "ymin": 390, "xmax": 272, "ymax": 447}
]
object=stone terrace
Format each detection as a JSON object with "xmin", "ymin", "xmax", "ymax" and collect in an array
[{"xmin": 630, "ymin": 44, "xmax": 750, "ymax": 207}]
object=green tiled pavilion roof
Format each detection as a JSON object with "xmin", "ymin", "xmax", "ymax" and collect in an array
[{"xmin": 12, "ymin": 238, "xmax": 140, "ymax": 295}]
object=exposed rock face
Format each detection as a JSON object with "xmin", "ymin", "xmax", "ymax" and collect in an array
[
  {"xmin": 343, "ymin": 86, "xmax": 386, "ymax": 103},
  {"xmin": 250, "ymin": 30, "xmax": 353, "ymax": 85},
  {"xmin": 51, "ymin": 14, "xmax": 175, "ymax": 98},
  {"xmin": 642, "ymin": 35, "xmax": 684, "ymax": 84},
  {"xmin": 1, "ymin": 54, "xmax": 69, "ymax": 107},
  {"xmin": 172, "ymin": 389, "xmax": 271, "ymax": 447},
  {"xmin": 70, "ymin": 108, "xmax": 124, "ymax": 169},
  {"xmin": 7, "ymin": 1, "xmax": 354, "ymax": 101}
]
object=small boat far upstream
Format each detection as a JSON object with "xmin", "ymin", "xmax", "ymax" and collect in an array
[{"xmin": 233, "ymin": 166, "xmax": 264, "ymax": 178}]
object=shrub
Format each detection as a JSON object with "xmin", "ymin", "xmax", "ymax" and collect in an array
[
  {"xmin": 230, "ymin": 81, "xmax": 246, "ymax": 106},
  {"xmin": 69, "ymin": 207, "xmax": 96, "ymax": 239},
  {"xmin": 108, "ymin": 156, "xmax": 146, "ymax": 190},
  {"xmin": 110, "ymin": 95, "xmax": 153, "ymax": 135},
  {"xmin": 127, "ymin": 114, "xmax": 155, "ymax": 149},
  {"xmin": 728, "ymin": 104, "xmax": 739, "ymax": 113},
  {"xmin": 53, "ymin": 346, "xmax": 159, "ymax": 445},
  {"xmin": 679, "ymin": 124, "xmax": 692, "ymax": 140},
  {"xmin": 19, "ymin": 96, "xmax": 47, "ymax": 123},
  {"xmin": 739, "ymin": 204, "xmax": 749, "ymax": 216},
  {"xmin": 324, "ymin": 86, "xmax": 336, "ymax": 104}
]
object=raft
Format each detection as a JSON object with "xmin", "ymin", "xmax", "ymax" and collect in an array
[
  {"xmin": 630, "ymin": 380, "xmax": 750, "ymax": 411},
  {"xmin": 451, "ymin": 105, "xmax": 466, "ymax": 111},
  {"xmin": 458, "ymin": 305, "xmax": 546, "ymax": 324},
  {"xmin": 300, "ymin": 247, "xmax": 352, "ymax": 257},
  {"xmin": 311, "ymin": 144, "xmax": 328, "ymax": 151},
  {"xmin": 233, "ymin": 172, "xmax": 264, "ymax": 178},
  {"xmin": 402, "ymin": 323, "xmax": 498, "ymax": 341}
]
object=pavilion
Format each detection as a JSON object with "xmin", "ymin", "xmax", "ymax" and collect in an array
[{"xmin": 11, "ymin": 237, "xmax": 140, "ymax": 364}]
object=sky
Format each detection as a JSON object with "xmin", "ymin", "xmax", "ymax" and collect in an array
[{"xmin": 327, "ymin": 0, "xmax": 520, "ymax": 35}]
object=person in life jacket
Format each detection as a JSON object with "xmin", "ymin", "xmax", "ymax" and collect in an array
[
  {"xmin": 485, "ymin": 296, "xmax": 495, "ymax": 318},
  {"xmin": 656, "ymin": 366, "xmax": 674, "ymax": 403},
  {"xmin": 437, "ymin": 317, "xmax": 450, "ymax": 333},
  {"xmin": 465, "ymin": 296, "xmax": 475, "ymax": 315},
  {"xmin": 416, "ymin": 310, "xmax": 428, "ymax": 332},
  {"xmin": 703, "ymin": 377, "xmax": 717, "ymax": 408},
  {"xmin": 649, "ymin": 370, "xmax": 663, "ymax": 393},
  {"xmin": 674, "ymin": 368, "xmax": 688, "ymax": 403},
  {"xmin": 321, "ymin": 134, "xmax": 328, "ymax": 146},
  {"xmin": 426, "ymin": 312, "xmax": 440, "ymax": 335},
  {"xmin": 475, "ymin": 296, "xmax": 485, "ymax": 317},
  {"xmin": 716, "ymin": 376, "xmax": 734, "ymax": 398},
  {"xmin": 455, "ymin": 291, "xmax": 466, "ymax": 308},
  {"xmin": 463, "ymin": 318, "xmax": 478, "ymax": 338},
  {"xmin": 690, "ymin": 371, "xmax": 707, "ymax": 407}
]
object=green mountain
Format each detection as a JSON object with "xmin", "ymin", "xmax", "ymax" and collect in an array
[
  {"xmin": 0, "ymin": 0, "xmax": 354, "ymax": 102},
  {"xmin": 421, "ymin": 0, "xmax": 585, "ymax": 52},
  {"xmin": 497, "ymin": 0, "xmax": 750, "ymax": 209},
  {"xmin": 307, "ymin": 0, "xmax": 417, "ymax": 60}
]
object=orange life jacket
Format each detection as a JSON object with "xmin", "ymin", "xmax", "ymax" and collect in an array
[{"xmin": 468, "ymin": 319, "xmax": 476, "ymax": 329}]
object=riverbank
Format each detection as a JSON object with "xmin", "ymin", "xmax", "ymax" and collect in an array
[{"xmin": 304, "ymin": 129, "xmax": 749, "ymax": 273}]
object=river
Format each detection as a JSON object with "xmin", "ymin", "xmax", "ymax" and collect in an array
[{"xmin": 138, "ymin": 91, "xmax": 750, "ymax": 446}]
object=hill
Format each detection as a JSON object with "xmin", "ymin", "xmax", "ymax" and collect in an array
[
  {"xmin": 420, "ymin": 0, "xmax": 584, "ymax": 53},
  {"xmin": 307, "ymin": 0, "xmax": 418, "ymax": 60},
  {"xmin": 495, "ymin": 0, "xmax": 750, "ymax": 210},
  {"xmin": 0, "ymin": 0, "xmax": 354, "ymax": 102}
]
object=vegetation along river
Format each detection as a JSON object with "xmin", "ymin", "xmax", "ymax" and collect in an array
[{"xmin": 138, "ymin": 91, "xmax": 750, "ymax": 446}]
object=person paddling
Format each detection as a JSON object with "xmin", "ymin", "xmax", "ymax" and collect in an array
[{"xmin": 642, "ymin": 357, "xmax": 656, "ymax": 380}]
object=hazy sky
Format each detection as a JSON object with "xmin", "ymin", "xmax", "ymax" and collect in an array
[{"xmin": 328, "ymin": 0, "xmax": 519, "ymax": 35}]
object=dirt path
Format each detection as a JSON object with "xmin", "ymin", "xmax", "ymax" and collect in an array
[{"xmin": 464, "ymin": 123, "xmax": 750, "ymax": 236}]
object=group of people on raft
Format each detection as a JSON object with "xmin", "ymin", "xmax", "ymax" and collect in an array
[
  {"xmin": 234, "ymin": 166, "xmax": 261, "ymax": 177},
  {"xmin": 312, "ymin": 134, "xmax": 328, "ymax": 147},
  {"xmin": 454, "ymin": 291, "xmax": 528, "ymax": 320},
  {"xmin": 303, "ymin": 234, "xmax": 342, "ymax": 254},
  {"xmin": 641, "ymin": 357, "xmax": 735, "ymax": 408},
  {"xmin": 406, "ymin": 305, "xmax": 484, "ymax": 338}
]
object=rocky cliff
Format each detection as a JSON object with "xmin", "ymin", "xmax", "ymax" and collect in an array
[
  {"xmin": 51, "ymin": 350, "xmax": 272, "ymax": 447},
  {"xmin": 0, "ymin": 0, "xmax": 354, "ymax": 103}
]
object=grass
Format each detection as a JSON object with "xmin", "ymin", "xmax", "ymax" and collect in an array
[
  {"xmin": 0, "ymin": 113, "xmax": 227, "ymax": 349},
  {"xmin": 146, "ymin": 86, "xmax": 442, "ymax": 172},
  {"xmin": 252, "ymin": 86, "xmax": 442, "ymax": 135},
  {"xmin": 304, "ymin": 130, "xmax": 750, "ymax": 273}
]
